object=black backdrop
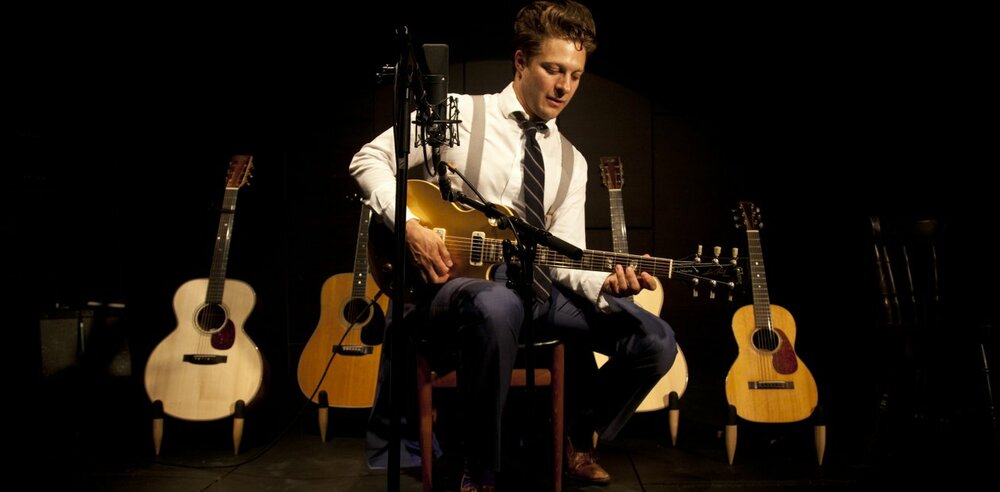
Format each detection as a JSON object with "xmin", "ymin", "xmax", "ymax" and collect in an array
[{"xmin": 9, "ymin": 1, "xmax": 996, "ymax": 463}]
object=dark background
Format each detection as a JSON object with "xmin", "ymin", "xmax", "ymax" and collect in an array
[{"xmin": 9, "ymin": 0, "xmax": 996, "ymax": 469}]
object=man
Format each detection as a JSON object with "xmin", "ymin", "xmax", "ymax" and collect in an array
[{"xmin": 350, "ymin": 1, "xmax": 676, "ymax": 489}]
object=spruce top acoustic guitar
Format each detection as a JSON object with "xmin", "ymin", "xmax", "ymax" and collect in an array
[
  {"xmin": 725, "ymin": 201, "xmax": 818, "ymax": 423},
  {"xmin": 144, "ymin": 155, "xmax": 264, "ymax": 421},
  {"xmin": 593, "ymin": 157, "xmax": 688, "ymax": 412}
]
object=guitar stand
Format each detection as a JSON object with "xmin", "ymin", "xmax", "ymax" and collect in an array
[
  {"xmin": 150, "ymin": 399, "xmax": 248, "ymax": 456},
  {"xmin": 317, "ymin": 390, "xmax": 330, "ymax": 443},
  {"xmin": 668, "ymin": 391, "xmax": 681, "ymax": 446},
  {"xmin": 724, "ymin": 404, "xmax": 826, "ymax": 465}
]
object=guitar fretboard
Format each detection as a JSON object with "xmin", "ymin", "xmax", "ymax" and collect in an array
[
  {"xmin": 608, "ymin": 189, "xmax": 630, "ymax": 253},
  {"xmin": 745, "ymin": 229, "xmax": 773, "ymax": 330},
  {"xmin": 352, "ymin": 207, "xmax": 374, "ymax": 299},
  {"xmin": 445, "ymin": 236, "xmax": 692, "ymax": 280},
  {"xmin": 207, "ymin": 188, "xmax": 240, "ymax": 305}
]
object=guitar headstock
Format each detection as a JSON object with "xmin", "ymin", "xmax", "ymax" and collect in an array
[
  {"xmin": 675, "ymin": 244, "xmax": 744, "ymax": 300},
  {"xmin": 226, "ymin": 155, "xmax": 254, "ymax": 189},
  {"xmin": 599, "ymin": 156, "xmax": 624, "ymax": 191},
  {"xmin": 735, "ymin": 201, "xmax": 762, "ymax": 231}
]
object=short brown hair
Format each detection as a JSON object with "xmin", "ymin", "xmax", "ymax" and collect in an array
[{"xmin": 513, "ymin": 0, "xmax": 597, "ymax": 61}]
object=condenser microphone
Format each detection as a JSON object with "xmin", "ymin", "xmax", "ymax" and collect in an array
[
  {"xmin": 422, "ymin": 43, "xmax": 449, "ymax": 128},
  {"xmin": 421, "ymin": 43, "xmax": 452, "ymax": 200}
]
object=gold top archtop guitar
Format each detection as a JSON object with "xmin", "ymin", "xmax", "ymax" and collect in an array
[{"xmin": 369, "ymin": 179, "xmax": 740, "ymax": 298}]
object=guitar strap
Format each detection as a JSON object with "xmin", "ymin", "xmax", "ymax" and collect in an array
[{"xmin": 465, "ymin": 95, "xmax": 574, "ymax": 216}]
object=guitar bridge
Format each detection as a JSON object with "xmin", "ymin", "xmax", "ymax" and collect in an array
[
  {"xmin": 334, "ymin": 345, "xmax": 375, "ymax": 356},
  {"xmin": 183, "ymin": 354, "xmax": 228, "ymax": 365},
  {"xmin": 748, "ymin": 381, "xmax": 795, "ymax": 390}
]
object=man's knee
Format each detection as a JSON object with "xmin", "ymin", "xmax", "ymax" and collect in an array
[
  {"xmin": 461, "ymin": 285, "xmax": 524, "ymax": 346},
  {"xmin": 644, "ymin": 319, "xmax": 678, "ymax": 376}
]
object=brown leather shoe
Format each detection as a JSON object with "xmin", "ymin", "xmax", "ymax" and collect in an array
[
  {"xmin": 459, "ymin": 472, "xmax": 496, "ymax": 492},
  {"xmin": 565, "ymin": 437, "xmax": 611, "ymax": 484}
]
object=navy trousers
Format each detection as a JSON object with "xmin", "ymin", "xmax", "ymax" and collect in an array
[{"xmin": 420, "ymin": 269, "xmax": 677, "ymax": 473}]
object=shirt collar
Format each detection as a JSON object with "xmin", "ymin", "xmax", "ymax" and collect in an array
[{"xmin": 499, "ymin": 83, "xmax": 556, "ymax": 136}]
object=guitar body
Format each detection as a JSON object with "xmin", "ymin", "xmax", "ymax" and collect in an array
[
  {"xmin": 725, "ymin": 303, "xmax": 817, "ymax": 423},
  {"xmin": 726, "ymin": 201, "xmax": 818, "ymax": 424},
  {"xmin": 144, "ymin": 278, "xmax": 264, "ymax": 421},
  {"xmin": 369, "ymin": 180, "xmax": 514, "ymax": 294},
  {"xmin": 297, "ymin": 272, "xmax": 388, "ymax": 407}
]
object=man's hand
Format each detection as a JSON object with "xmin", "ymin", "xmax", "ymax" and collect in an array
[
  {"xmin": 405, "ymin": 219, "xmax": 453, "ymax": 284},
  {"xmin": 601, "ymin": 264, "xmax": 657, "ymax": 297}
]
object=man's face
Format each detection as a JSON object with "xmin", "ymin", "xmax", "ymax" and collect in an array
[{"xmin": 514, "ymin": 37, "xmax": 587, "ymax": 122}]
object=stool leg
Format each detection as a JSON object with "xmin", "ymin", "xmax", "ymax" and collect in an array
[
  {"xmin": 552, "ymin": 343, "xmax": 565, "ymax": 492},
  {"xmin": 417, "ymin": 355, "xmax": 434, "ymax": 492}
]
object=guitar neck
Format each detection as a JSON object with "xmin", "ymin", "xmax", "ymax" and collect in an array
[
  {"xmin": 745, "ymin": 229, "xmax": 773, "ymax": 329},
  {"xmin": 608, "ymin": 189, "xmax": 630, "ymax": 253},
  {"xmin": 351, "ymin": 206, "xmax": 374, "ymax": 298},
  {"xmin": 207, "ymin": 187, "xmax": 240, "ymax": 304},
  {"xmin": 472, "ymin": 237, "xmax": 682, "ymax": 280}
]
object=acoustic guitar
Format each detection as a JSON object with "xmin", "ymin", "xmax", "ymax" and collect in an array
[
  {"xmin": 725, "ymin": 201, "xmax": 818, "ymax": 423},
  {"xmin": 144, "ymin": 155, "xmax": 264, "ymax": 421},
  {"xmin": 297, "ymin": 203, "xmax": 387, "ymax": 408},
  {"xmin": 593, "ymin": 157, "xmax": 689, "ymax": 413}
]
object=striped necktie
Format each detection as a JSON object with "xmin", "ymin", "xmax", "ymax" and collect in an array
[{"xmin": 513, "ymin": 111, "xmax": 553, "ymax": 303}]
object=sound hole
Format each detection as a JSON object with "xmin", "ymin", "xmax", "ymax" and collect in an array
[
  {"xmin": 196, "ymin": 304, "xmax": 228, "ymax": 333},
  {"xmin": 343, "ymin": 298, "xmax": 372, "ymax": 326},
  {"xmin": 751, "ymin": 328, "xmax": 780, "ymax": 352}
]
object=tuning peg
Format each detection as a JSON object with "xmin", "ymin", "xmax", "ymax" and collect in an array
[
  {"xmin": 730, "ymin": 247, "xmax": 739, "ymax": 265},
  {"xmin": 691, "ymin": 278, "xmax": 699, "ymax": 298},
  {"xmin": 712, "ymin": 246, "xmax": 722, "ymax": 265},
  {"xmin": 694, "ymin": 244, "xmax": 703, "ymax": 263},
  {"xmin": 726, "ymin": 281, "xmax": 736, "ymax": 301}
]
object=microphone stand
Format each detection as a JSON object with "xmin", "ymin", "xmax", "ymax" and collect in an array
[
  {"xmin": 382, "ymin": 27, "xmax": 460, "ymax": 492},
  {"xmin": 384, "ymin": 26, "xmax": 420, "ymax": 492}
]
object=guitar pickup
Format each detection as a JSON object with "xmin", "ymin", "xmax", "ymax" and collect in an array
[
  {"xmin": 470, "ymin": 231, "xmax": 485, "ymax": 266},
  {"xmin": 183, "ymin": 354, "xmax": 228, "ymax": 365},
  {"xmin": 334, "ymin": 345, "xmax": 375, "ymax": 356},
  {"xmin": 747, "ymin": 381, "xmax": 795, "ymax": 390}
]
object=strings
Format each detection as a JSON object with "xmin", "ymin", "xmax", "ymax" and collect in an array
[
  {"xmin": 746, "ymin": 228, "xmax": 774, "ymax": 382},
  {"xmin": 431, "ymin": 234, "xmax": 735, "ymax": 285}
]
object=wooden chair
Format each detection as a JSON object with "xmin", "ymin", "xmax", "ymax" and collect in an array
[{"xmin": 416, "ymin": 339, "xmax": 565, "ymax": 492}]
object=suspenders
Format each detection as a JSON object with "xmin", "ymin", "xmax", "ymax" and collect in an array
[{"xmin": 464, "ymin": 95, "xmax": 575, "ymax": 216}]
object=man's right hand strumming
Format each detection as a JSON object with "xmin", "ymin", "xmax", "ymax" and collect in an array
[{"xmin": 405, "ymin": 218, "xmax": 453, "ymax": 284}]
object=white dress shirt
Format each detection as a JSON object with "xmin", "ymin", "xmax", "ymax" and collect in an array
[{"xmin": 350, "ymin": 83, "xmax": 609, "ymax": 309}]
